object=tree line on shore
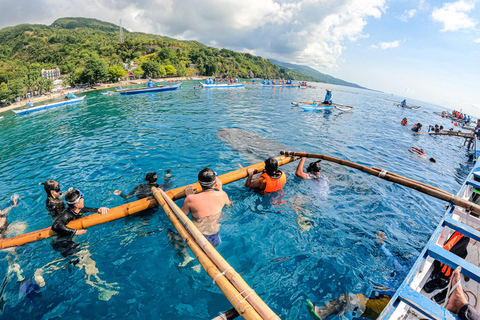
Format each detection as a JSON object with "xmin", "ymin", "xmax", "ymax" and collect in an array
[{"xmin": 0, "ymin": 17, "xmax": 315, "ymax": 105}]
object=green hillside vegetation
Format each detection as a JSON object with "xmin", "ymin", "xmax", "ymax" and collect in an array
[
  {"xmin": 268, "ymin": 59, "xmax": 366, "ymax": 89},
  {"xmin": 0, "ymin": 17, "xmax": 316, "ymax": 105}
]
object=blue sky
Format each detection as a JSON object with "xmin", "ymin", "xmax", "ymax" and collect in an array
[
  {"xmin": 1, "ymin": 0, "xmax": 479, "ymax": 113},
  {"xmin": 336, "ymin": 0, "xmax": 480, "ymax": 114}
]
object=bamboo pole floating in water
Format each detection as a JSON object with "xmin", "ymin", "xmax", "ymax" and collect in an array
[
  {"xmin": 151, "ymin": 188, "xmax": 261, "ymax": 320},
  {"xmin": 0, "ymin": 155, "xmax": 298, "ymax": 249},
  {"xmin": 280, "ymin": 151, "xmax": 480, "ymax": 216},
  {"xmin": 156, "ymin": 188, "xmax": 281, "ymax": 320}
]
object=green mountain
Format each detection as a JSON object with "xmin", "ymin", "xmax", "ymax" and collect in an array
[
  {"xmin": 51, "ymin": 17, "xmax": 126, "ymax": 33},
  {"xmin": 0, "ymin": 17, "xmax": 333, "ymax": 103},
  {"xmin": 269, "ymin": 59, "xmax": 367, "ymax": 89}
]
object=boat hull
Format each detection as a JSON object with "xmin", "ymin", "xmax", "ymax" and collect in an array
[
  {"xmin": 292, "ymin": 102, "xmax": 334, "ymax": 111},
  {"xmin": 200, "ymin": 83, "xmax": 244, "ymax": 88},
  {"xmin": 394, "ymin": 103, "xmax": 420, "ymax": 109},
  {"xmin": 118, "ymin": 82, "xmax": 181, "ymax": 95},
  {"xmin": 13, "ymin": 96, "xmax": 86, "ymax": 115}
]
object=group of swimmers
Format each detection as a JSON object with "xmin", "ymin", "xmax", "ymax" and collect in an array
[{"xmin": 451, "ymin": 110, "xmax": 471, "ymax": 123}]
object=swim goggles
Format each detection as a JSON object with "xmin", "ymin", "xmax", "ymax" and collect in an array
[
  {"xmin": 199, "ymin": 171, "xmax": 217, "ymax": 187},
  {"xmin": 66, "ymin": 189, "xmax": 84, "ymax": 205},
  {"xmin": 54, "ymin": 184, "xmax": 61, "ymax": 193}
]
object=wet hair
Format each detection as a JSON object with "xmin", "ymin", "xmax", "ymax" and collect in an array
[
  {"xmin": 65, "ymin": 190, "xmax": 82, "ymax": 208},
  {"xmin": 166, "ymin": 169, "xmax": 171, "ymax": 174},
  {"xmin": 306, "ymin": 160, "xmax": 322, "ymax": 173},
  {"xmin": 429, "ymin": 157, "xmax": 436, "ymax": 163},
  {"xmin": 265, "ymin": 157, "xmax": 280, "ymax": 177},
  {"xmin": 40, "ymin": 180, "xmax": 58, "ymax": 198},
  {"xmin": 198, "ymin": 168, "xmax": 216, "ymax": 189},
  {"xmin": 144, "ymin": 172, "xmax": 158, "ymax": 184},
  {"xmin": 417, "ymin": 123, "xmax": 422, "ymax": 127}
]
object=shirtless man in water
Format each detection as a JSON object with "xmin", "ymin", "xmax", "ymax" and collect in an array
[{"xmin": 181, "ymin": 168, "xmax": 231, "ymax": 248}]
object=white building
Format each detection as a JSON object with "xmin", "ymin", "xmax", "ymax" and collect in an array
[{"xmin": 41, "ymin": 67, "xmax": 61, "ymax": 80}]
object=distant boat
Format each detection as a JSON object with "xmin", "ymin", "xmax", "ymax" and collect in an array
[
  {"xmin": 292, "ymin": 101, "xmax": 354, "ymax": 112},
  {"xmin": 200, "ymin": 83, "xmax": 244, "ymax": 88},
  {"xmin": 13, "ymin": 96, "xmax": 86, "ymax": 115},
  {"xmin": 116, "ymin": 82, "xmax": 181, "ymax": 95},
  {"xmin": 261, "ymin": 84, "xmax": 299, "ymax": 88},
  {"xmin": 395, "ymin": 103, "xmax": 420, "ymax": 109}
]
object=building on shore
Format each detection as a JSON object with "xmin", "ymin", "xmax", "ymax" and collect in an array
[{"xmin": 41, "ymin": 67, "xmax": 61, "ymax": 80}]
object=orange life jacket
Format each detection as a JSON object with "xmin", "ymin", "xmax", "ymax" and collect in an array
[
  {"xmin": 260, "ymin": 171, "xmax": 286, "ymax": 194},
  {"xmin": 438, "ymin": 232, "xmax": 469, "ymax": 278},
  {"xmin": 401, "ymin": 119, "xmax": 408, "ymax": 125}
]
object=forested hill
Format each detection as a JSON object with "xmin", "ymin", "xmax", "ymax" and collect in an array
[
  {"xmin": 268, "ymin": 59, "xmax": 367, "ymax": 89},
  {"xmin": 0, "ymin": 17, "xmax": 366, "ymax": 104}
]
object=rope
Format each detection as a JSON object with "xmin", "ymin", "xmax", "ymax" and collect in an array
[
  {"xmin": 378, "ymin": 170, "xmax": 387, "ymax": 179},
  {"xmin": 212, "ymin": 267, "xmax": 233, "ymax": 284},
  {"xmin": 465, "ymin": 290, "xmax": 478, "ymax": 308},
  {"xmin": 230, "ymin": 288, "xmax": 254, "ymax": 304},
  {"xmin": 234, "ymin": 291, "xmax": 255, "ymax": 310}
]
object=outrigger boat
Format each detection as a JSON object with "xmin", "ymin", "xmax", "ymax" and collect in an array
[
  {"xmin": 395, "ymin": 103, "xmax": 421, "ymax": 109},
  {"xmin": 260, "ymin": 84, "xmax": 299, "ymax": 88},
  {"xmin": 12, "ymin": 96, "xmax": 86, "ymax": 115},
  {"xmin": 291, "ymin": 101, "xmax": 354, "ymax": 111},
  {"xmin": 379, "ymin": 142, "xmax": 480, "ymax": 319},
  {"xmin": 116, "ymin": 82, "xmax": 181, "ymax": 95},
  {"xmin": 278, "ymin": 149, "xmax": 480, "ymax": 320},
  {"xmin": 199, "ymin": 83, "xmax": 244, "ymax": 88}
]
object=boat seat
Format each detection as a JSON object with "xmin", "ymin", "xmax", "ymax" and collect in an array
[
  {"xmin": 473, "ymin": 171, "xmax": 480, "ymax": 181},
  {"xmin": 466, "ymin": 179, "xmax": 480, "ymax": 191}
]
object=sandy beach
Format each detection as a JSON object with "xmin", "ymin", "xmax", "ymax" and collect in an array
[{"xmin": 0, "ymin": 76, "xmax": 205, "ymax": 115}]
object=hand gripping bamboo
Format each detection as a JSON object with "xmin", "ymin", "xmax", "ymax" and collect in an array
[
  {"xmin": 151, "ymin": 187, "xmax": 262, "ymax": 320},
  {"xmin": 280, "ymin": 151, "xmax": 480, "ymax": 216},
  {"xmin": 155, "ymin": 187, "xmax": 281, "ymax": 320}
]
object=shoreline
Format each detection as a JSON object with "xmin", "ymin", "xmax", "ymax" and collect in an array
[{"xmin": 0, "ymin": 76, "xmax": 205, "ymax": 115}]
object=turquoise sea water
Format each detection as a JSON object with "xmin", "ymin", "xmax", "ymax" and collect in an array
[{"xmin": 0, "ymin": 81, "xmax": 474, "ymax": 319}]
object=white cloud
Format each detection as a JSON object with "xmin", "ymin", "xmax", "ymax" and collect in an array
[
  {"xmin": 370, "ymin": 40, "xmax": 400, "ymax": 49},
  {"xmin": 0, "ymin": 0, "xmax": 387, "ymax": 71},
  {"xmin": 474, "ymin": 38, "xmax": 480, "ymax": 43},
  {"xmin": 400, "ymin": 9, "xmax": 417, "ymax": 22},
  {"xmin": 432, "ymin": 1, "xmax": 477, "ymax": 32}
]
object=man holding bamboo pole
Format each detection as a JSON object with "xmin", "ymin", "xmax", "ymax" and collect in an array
[{"xmin": 180, "ymin": 168, "xmax": 231, "ymax": 248}]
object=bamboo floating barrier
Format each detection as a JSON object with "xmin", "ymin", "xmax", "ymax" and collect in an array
[
  {"xmin": 280, "ymin": 151, "xmax": 480, "ymax": 216},
  {"xmin": 156, "ymin": 188, "xmax": 281, "ymax": 320},
  {"xmin": 427, "ymin": 131, "xmax": 473, "ymax": 138},
  {"xmin": 151, "ymin": 188, "xmax": 261, "ymax": 320},
  {"xmin": 0, "ymin": 155, "xmax": 298, "ymax": 249}
]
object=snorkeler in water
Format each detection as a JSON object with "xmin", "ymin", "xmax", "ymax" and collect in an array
[
  {"xmin": 245, "ymin": 158, "xmax": 287, "ymax": 194},
  {"xmin": 307, "ymin": 231, "xmax": 417, "ymax": 320},
  {"xmin": 0, "ymin": 195, "xmax": 19, "ymax": 238},
  {"xmin": 40, "ymin": 180, "xmax": 73, "ymax": 218},
  {"xmin": 114, "ymin": 170, "xmax": 172, "ymax": 200},
  {"xmin": 295, "ymin": 152, "xmax": 322, "ymax": 180},
  {"xmin": 52, "ymin": 189, "xmax": 109, "ymax": 237}
]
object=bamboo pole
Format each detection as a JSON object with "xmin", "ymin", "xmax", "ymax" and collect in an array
[
  {"xmin": 371, "ymin": 166, "xmax": 452, "ymax": 197},
  {"xmin": 0, "ymin": 155, "xmax": 298, "ymax": 249},
  {"xmin": 212, "ymin": 308, "xmax": 240, "ymax": 320},
  {"xmin": 280, "ymin": 151, "xmax": 480, "ymax": 216},
  {"xmin": 157, "ymin": 188, "xmax": 281, "ymax": 320},
  {"xmin": 151, "ymin": 188, "xmax": 262, "ymax": 320}
]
